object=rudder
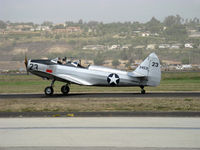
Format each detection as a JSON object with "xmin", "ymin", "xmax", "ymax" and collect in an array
[{"xmin": 133, "ymin": 53, "xmax": 161, "ymax": 86}]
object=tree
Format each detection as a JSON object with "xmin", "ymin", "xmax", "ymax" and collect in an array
[
  {"xmin": 42, "ymin": 21, "xmax": 53, "ymax": 27},
  {"xmin": 164, "ymin": 24, "xmax": 187, "ymax": 39},
  {"xmin": 146, "ymin": 17, "xmax": 162, "ymax": 33},
  {"xmin": 0, "ymin": 20, "xmax": 7, "ymax": 29},
  {"xmin": 120, "ymin": 50, "xmax": 128, "ymax": 60},
  {"xmin": 78, "ymin": 19, "xmax": 83, "ymax": 25},
  {"xmin": 146, "ymin": 17, "xmax": 160, "ymax": 26},
  {"xmin": 163, "ymin": 15, "xmax": 182, "ymax": 27},
  {"xmin": 55, "ymin": 34, "xmax": 61, "ymax": 39},
  {"xmin": 94, "ymin": 52, "xmax": 105, "ymax": 65},
  {"xmin": 53, "ymin": 24, "xmax": 65, "ymax": 29},
  {"xmin": 163, "ymin": 15, "xmax": 187, "ymax": 39},
  {"xmin": 112, "ymin": 59, "xmax": 120, "ymax": 67},
  {"xmin": 181, "ymin": 58, "xmax": 189, "ymax": 64}
]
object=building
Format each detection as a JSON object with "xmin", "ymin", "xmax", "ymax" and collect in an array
[
  {"xmin": 141, "ymin": 32, "xmax": 150, "ymax": 37},
  {"xmin": 158, "ymin": 44, "xmax": 170, "ymax": 49},
  {"xmin": 184, "ymin": 43, "xmax": 193, "ymax": 48},
  {"xmin": 109, "ymin": 45, "xmax": 120, "ymax": 50},
  {"xmin": 170, "ymin": 44, "xmax": 182, "ymax": 49},
  {"xmin": 82, "ymin": 45, "xmax": 106, "ymax": 50},
  {"xmin": 188, "ymin": 29, "xmax": 200, "ymax": 38},
  {"xmin": 53, "ymin": 27, "xmax": 82, "ymax": 34},
  {"xmin": 134, "ymin": 45, "xmax": 145, "ymax": 49},
  {"xmin": 146, "ymin": 44, "xmax": 156, "ymax": 50},
  {"xmin": 122, "ymin": 44, "xmax": 131, "ymax": 50},
  {"xmin": 176, "ymin": 64, "xmax": 192, "ymax": 70}
]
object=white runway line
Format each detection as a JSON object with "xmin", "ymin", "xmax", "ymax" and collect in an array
[{"xmin": 0, "ymin": 117, "xmax": 200, "ymax": 148}]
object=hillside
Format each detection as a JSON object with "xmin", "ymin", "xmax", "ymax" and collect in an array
[{"xmin": 0, "ymin": 15, "xmax": 200, "ymax": 71}]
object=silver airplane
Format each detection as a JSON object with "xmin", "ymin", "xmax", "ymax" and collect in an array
[{"xmin": 24, "ymin": 53, "xmax": 161, "ymax": 96}]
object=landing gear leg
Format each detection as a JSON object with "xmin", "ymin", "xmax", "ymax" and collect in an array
[
  {"xmin": 140, "ymin": 86, "xmax": 146, "ymax": 94},
  {"xmin": 44, "ymin": 79, "xmax": 55, "ymax": 96},
  {"xmin": 61, "ymin": 84, "xmax": 70, "ymax": 95}
]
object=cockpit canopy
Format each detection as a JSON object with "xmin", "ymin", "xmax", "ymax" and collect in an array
[
  {"xmin": 50, "ymin": 57, "xmax": 82, "ymax": 67},
  {"xmin": 51, "ymin": 57, "xmax": 59, "ymax": 64}
]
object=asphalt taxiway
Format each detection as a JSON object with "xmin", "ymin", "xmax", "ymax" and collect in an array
[
  {"xmin": 0, "ymin": 117, "xmax": 200, "ymax": 150},
  {"xmin": 0, "ymin": 92, "xmax": 200, "ymax": 99}
]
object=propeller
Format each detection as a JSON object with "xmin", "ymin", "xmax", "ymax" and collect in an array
[{"xmin": 24, "ymin": 54, "xmax": 29, "ymax": 75}]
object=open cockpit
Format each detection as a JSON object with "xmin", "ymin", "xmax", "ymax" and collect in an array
[{"xmin": 51, "ymin": 57, "xmax": 85, "ymax": 68}]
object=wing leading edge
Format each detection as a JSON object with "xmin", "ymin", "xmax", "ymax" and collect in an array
[{"xmin": 56, "ymin": 74, "xmax": 92, "ymax": 85}]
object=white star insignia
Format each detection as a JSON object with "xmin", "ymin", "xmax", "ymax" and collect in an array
[{"xmin": 108, "ymin": 74, "xmax": 119, "ymax": 85}]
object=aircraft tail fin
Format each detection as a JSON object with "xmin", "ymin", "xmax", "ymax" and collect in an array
[{"xmin": 133, "ymin": 52, "xmax": 161, "ymax": 86}]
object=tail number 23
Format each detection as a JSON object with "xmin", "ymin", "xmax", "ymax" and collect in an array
[{"xmin": 152, "ymin": 62, "xmax": 159, "ymax": 67}]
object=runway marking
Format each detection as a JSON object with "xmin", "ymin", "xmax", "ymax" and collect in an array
[
  {"xmin": 0, "ymin": 127, "xmax": 200, "ymax": 130},
  {"xmin": 1, "ymin": 147, "xmax": 199, "ymax": 150}
]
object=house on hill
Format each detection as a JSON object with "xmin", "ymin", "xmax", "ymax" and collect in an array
[
  {"xmin": 146, "ymin": 44, "xmax": 156, "ymax": 50},
  {"xmin": 184, "ymin": 43, "xmax": 193, "ymax": 48}
]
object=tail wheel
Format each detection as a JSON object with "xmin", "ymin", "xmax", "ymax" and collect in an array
[
  {"xmin": 45, "ymin": 86, "xmax": 54, "ymax": 96},
  {"xmin": 61, "ymin": 85, "xmax": 70, "ymax": 95},
  {"xmin": 140, "ymin": 85, "xmax": 145, "ymax": 94},
  {"xmin": 141, "ymin": 89, "xmax": 146, "ymax": 94}
]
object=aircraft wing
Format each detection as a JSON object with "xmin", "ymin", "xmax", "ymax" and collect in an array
[{"xmin": 55, "ymin": 74, "xmax": 92, "ymax": 85}]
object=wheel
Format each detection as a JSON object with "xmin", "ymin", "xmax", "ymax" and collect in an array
[
  {"xmin": 61, "ymin": 85, "xmax": 70, "ymax": 95},
  {"xmin": 141, "ymin": 89, "xmax": 146, "ymax": 94},
  {"xmin": 44, "ymin": 86, "xmax": 54, "ymax": 96}
]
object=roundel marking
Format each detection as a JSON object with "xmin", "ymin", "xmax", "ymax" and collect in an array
[{"xmin": 107, "ymin": 73, "xmax": 120, "ymax": 86}]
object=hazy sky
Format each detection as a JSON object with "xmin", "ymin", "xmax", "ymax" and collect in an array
[{"xmin": 0, "ymin": 0, "xmax": 200, "ymax": 23}]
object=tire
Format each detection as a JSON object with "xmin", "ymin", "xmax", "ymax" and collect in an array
[
  {"xmin": 44, "ymin": 86, "xmax": 54, "ymax": 96},
  {"xmin": 141, "ymin": 89, "xmax": 146, "ymax": 94},
  {"xmin": 61, "ymin": 85, "xmax": 70, "ymax": 95}
]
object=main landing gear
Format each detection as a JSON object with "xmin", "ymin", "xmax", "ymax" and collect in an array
[
  {"xmin": 140, "ymin": 85, "xmax": 146, "ymax": 94},
  {"xmin": 61, "ymin": 84, "xmax": 70, "ymax": 95},
  {"xmin": 44, "ymin": 79, "xmax": 55, "ymax": 96},
  {"xmin": 44, "ymin": 79, "xmax": 70, "ymax": 96}
]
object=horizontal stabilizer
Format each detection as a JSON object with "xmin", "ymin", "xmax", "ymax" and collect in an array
[{"xmin": 127, "ymin": 72, "xmax": 146, "ymax": 78}]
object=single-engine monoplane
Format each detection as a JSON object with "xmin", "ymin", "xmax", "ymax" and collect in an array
[{"xmin": 24, "ymin": 53, "xmax": 161, "ymax": 96}]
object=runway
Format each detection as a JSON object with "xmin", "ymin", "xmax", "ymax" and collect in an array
[
  {"xmin": 0, "ymin": 117, "xmax": 200, "ymax": 150},
  {"xmin": 0, "ymin": 92, "xmax": 200, "ymax": 99}
]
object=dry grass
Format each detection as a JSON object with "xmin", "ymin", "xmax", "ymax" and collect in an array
[
  {"xmin": 0, "ymin": 72, "xmax": 200, "ymax": 112},
  {"xmin": 0, "ymin": 97, "xmax": 200, "ymax": 112}
]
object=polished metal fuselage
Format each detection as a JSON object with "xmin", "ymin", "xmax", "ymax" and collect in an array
[{"xmin": 28, "ymin": 60, "xmax": 147, "ymax": 87}]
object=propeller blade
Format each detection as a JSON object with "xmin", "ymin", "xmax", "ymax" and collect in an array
[{"xmin": 24, "ymin": 54, "xmax": 29, "ymax": 75}]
